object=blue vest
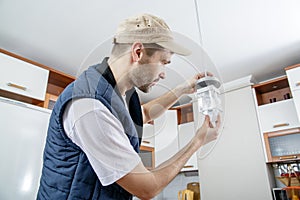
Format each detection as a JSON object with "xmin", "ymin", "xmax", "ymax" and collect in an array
[{"xmin": 37, "ymin": 58, "xmax": 143, "ymax": 200}]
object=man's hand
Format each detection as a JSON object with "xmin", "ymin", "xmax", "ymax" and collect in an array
[
  {"xmin": 174, "ymin": 72, "xmax": 213, "ymax": 96},
  {"xmin": 195, "ymin": 115, "xmax": 220, "ymax": 146}
]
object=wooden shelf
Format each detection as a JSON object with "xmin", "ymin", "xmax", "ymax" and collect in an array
[
  {"xmin": 170, "ymin": 103, "xmax": 194, "ymax": 124},
  {"xmin": 253, "ymin": 76, "xmax": 292, "ymax": 106}
]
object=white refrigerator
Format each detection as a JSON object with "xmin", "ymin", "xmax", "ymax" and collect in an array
[{"xmin": 0, "ymin": 97, "xmax": 51, "ymax": 200}]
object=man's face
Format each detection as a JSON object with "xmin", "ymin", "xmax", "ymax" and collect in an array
[{"xmin": 129, "ymin": 49, "xmax": 173, "ymax": 93}]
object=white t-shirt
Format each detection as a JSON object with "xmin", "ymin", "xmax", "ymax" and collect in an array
[{"xmin": 62, "ymin": 98, "xmax": 141, "ymax": 186}]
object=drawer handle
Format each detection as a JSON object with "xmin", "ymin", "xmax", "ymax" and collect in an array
[
  {"xmin": 142, "ymin": 140, "xmax": 150, "ymax": 144},
  {"xmin": 279, "ymin": 155, "xmax": 297, "ymax": 160},
  {"xmin": 7, "ymin": 82, "xmax": 27, "ymax": 91},
  {"xmin": 183, "ymin": 165, "xmax": 194, "ymax": 168},
  {"xmin": 273, "ymin": 123, "xmax": 289, "ymax": 128}
]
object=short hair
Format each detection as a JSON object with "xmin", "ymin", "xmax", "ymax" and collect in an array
[{"xmin": 110, "ymin": 43, "xmax": 165, "ymax": 58}]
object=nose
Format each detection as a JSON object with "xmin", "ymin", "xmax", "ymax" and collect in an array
[{"xmin": 159, "ymin": 72, "xmax": 166, "ymax": 79}]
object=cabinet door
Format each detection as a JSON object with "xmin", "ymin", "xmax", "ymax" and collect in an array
[
  {"xmin": 292, "ymin": 89, "xmax": 300, "ymax": 123},
  {"xmin": 0, "ymin": 98, "xmax": 51, "ymax": 200},
  {"xmin": 0, "ymin": 53, "xmax": 49, "ymax": 101},
  {"xmin": 141, "ymin": 124, "xmax": 155, "ymax": 148},
  {"xmin": 258, "ymin": 99, "xmax": 300, "ymax": 132},
  {"xmin": 286, "ymin": 67, "xmax": 300, "ymax": 91},
  {"xmin": 154, "ymin": 110, "xmax": 178, "ymax": 167},
  {"xmin": 178, "ymin": 122, "xmax": 198, "ymax": 171}
]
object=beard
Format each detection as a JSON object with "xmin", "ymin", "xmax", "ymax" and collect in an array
[
  {"xmin": 138, "ymin": 83, "xmax": 152, "ymax": 93},
  {"xmin": 129, "ymin": 63, "xmax": 156, "ymax": 93}
]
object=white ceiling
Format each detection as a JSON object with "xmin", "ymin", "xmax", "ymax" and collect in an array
[{"xmin": 1, "ymin": 0, "xmax": 300, "ymax": 103}]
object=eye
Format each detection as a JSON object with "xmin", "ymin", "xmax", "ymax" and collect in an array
[{"xmin": 162, "ymin": 60, "xmax": 171, "ymax": 65}]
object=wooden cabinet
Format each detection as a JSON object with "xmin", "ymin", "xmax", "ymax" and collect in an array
[
  {"xmin": 0, "ymin": 49, "xmax": 75, "ymax": 109},
  {"xmin": 0, "ymin": 52, "xmax": 49, "ymax": 103}
]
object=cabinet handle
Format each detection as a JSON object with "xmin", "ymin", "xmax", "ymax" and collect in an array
[
  {"xmin": 296, "ymin": 82, "xmax": 300, "ymax": 87},
  {"xmin": 183, "ymin": 165, "xmax": 194, "ymax": 168},
  {"xmin": 142, "ymin": 140, "xmax": 150, "ymax": 144},
  {"xmin": 273, "ymin": 123, "xmax": 289, "ymax": 128},
  {"xmin": 279, "ymin": 155, "xmax": 297, "ymax": 160},
  {"xmin": 7, "ymin": 82, "xmax": 27, "ymax": 91}
]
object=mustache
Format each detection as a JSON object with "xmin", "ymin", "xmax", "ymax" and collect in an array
[{"xmin": 153, "ymin": 78, "xmax": 160, "ymax": 82}]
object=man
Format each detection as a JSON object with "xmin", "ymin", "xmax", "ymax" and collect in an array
[{"xmin": 37, "ymin": 13, "xmax": 220, "ymax": 200}]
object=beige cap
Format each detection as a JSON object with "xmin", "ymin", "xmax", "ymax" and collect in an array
[{"xmin": 113, "ymin": 13, "xmax": 191, "ymax": 56}]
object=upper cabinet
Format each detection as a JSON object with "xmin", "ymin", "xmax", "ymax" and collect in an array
[
  {"xmin": 286, "ymin": 64, "xmax": 300, "ymax": 92},
  {"xmin": 253, "ymin": 76, "xmax": 291, "ymax": 106},
  {"xmin": 286, "ymin": 64, "xmax": 300, "ymax": 123},
  {"xmin": 257, "ymin": 99, "xmax": 299, "ymax": 132},
  {"xmin": 0, "ymin": 49, "xmax": 75, "ymax": 108},
  {"xmin": 253, "ymin": 76, "xmax": 299, "ymax": 133},
  {"xmin": 253, "ymin": 64, "xmax": 300, "ymax": 163},
  {"xmin": 0, "ymin": 52, "xmax": 49, "ymax": 102}
]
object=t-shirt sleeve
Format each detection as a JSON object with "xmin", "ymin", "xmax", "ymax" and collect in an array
[{"xmin": 63, "ymin": 98, "xmax": 141, "ymax": 186}]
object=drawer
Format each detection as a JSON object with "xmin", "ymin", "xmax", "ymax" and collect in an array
[
  {"xmin": 258, "ymin": 99, "xmax": 300, "ymax": 132},
  {"xmin": 286, "ymin": 66, "xmax": 300, "ymax": 91},
  {"xmin": 0, "ymin": 53, "xmax": 49, "ymax": 101}
]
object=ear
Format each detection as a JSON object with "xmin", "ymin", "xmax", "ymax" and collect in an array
[{"xmin": 131, "ymin": 42, "xmax": 144, "ymax": 62}]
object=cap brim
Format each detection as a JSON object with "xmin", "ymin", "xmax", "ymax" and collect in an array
[{"xmin": 156, "ymin": 41, "xmax": 191, "ymax": 56}]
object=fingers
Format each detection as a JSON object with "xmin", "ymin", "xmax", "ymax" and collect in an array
[
  {"xmin": 204, "ymin": 115, "xmax": 210, "ymax": 126},
  {"xmin": 195, "ymin": 71, "xmax": 214, "ymax": 80}
]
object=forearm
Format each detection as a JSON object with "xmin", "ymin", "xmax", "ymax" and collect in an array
[
  {"xmin": 117, "ymin": 116, "xmax": 217, "ymax": 199},
  {"xmin": 117, "ymin": 136, "xmax": 203, "ymax": 199},
  {"xmin": 142, "ymin": 87, "xmax": 183, "ymax": 123},
  {"xmin": 153, "ymin": 135, "xmax": 201, "ymax": 172},
  {"xmin": 148, "ymin": 137, "xmax": 203, "ymax": 196}
]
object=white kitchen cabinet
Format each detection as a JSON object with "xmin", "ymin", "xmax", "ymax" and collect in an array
[
  {"xmin": 178, "ymin": 122, "xmax": 198, "ymax": 171},
  {"xmin": 197, "ymin": 76, "xmax": 273, "ymax": 200},
  {"xmin": 286, "ymin": 65, "xmax": 300, "ymax": 91},
  {"xmin": 141, "ymin": 124, "xmax": 155, "ymax": 148},
  {"xmin": 286, "ymin": 65, "xmax": 300, "ymax": 122},
  {"xmin": 0, "ymin": 52, "xmax": 49, "ymax": 101},
  {"xmin": 258, "ymin": 99, "xmax": 300, "ymax": 132},
  {"xmin": 291, "ymin": 89, "xmax": 300, "ymax": 122},
  {"xmin": 0, "ymin": 97, "xmax": 51, "ymax": 200},
  {"xmin": 154, "ymin": 110, "xmax": 179, "ymax": 167}
]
